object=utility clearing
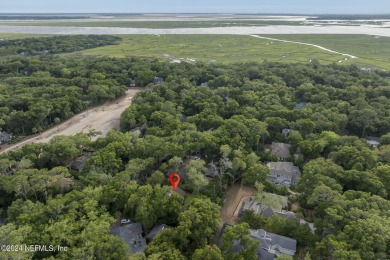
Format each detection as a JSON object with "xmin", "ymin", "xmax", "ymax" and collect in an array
[{"xmin": 0, "ymin": 88, "xmax": 141, "ymax": 154}]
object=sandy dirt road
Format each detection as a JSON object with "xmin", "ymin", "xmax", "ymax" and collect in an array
[
  {"xmin": 0, "ymin": 88, "xmax": 141, "ymax": 154},
  {"xmin": 250, "ymin": 34, "xmax": 358, "ymax": 58}
]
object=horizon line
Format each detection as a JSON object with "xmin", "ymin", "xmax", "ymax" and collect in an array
[{"xmin": 1, "ymin": 12, "xmax": 390, "ymax": 15}]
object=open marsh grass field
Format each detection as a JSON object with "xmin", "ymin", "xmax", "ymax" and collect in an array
[
  {"xmin": 0, "ymin": 32, "xmax": 49, "ymax": 39},
  {"xmin": 75, "ymin": 34, "xmax": 390, "ymax": 70},
  {"xmin": 272, "ymin": 34, "xmax": 390, "ymax": 69},
  {"xmin": 74, "ymin": 34, "xmax": 347, "ymax": 63},
  {"xmin": 2, "ymin": 31, "xmax": 390, "ymax": 70}
]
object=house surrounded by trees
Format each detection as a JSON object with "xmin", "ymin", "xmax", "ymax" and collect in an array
[{"xmin": 267, "ymin": 162, "xmax": 301, "ymax": 187}]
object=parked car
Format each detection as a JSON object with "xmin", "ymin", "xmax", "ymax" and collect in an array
[{"xmin": 120, "ymin": 219, "xmax": 131, "ymax": 225}]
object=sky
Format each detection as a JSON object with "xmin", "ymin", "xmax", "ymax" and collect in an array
[{"xmin": 1, "ymin": 0, "xmax": 389, "ymax": 14}]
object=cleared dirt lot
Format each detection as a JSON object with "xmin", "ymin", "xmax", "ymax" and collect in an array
[
  {"xmin": 213, "ymin": 184, "xmax": 257, "ymax": 244},
  {"xmin": 221, "ymin": 184, "xmax": 257, "ymax": 225},
  {"xmin": 0, "ymin": 88, "xmax": 141, "ymax": 154}
]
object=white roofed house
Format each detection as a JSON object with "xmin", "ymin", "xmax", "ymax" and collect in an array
[{"xmin": 267, "ymin": 162, "xmax": 301, "ymax": 187}]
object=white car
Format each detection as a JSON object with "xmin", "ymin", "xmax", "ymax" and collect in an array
[{"xmin": 120, "ymin": 219, "xmax": 131, "ymax": 225}]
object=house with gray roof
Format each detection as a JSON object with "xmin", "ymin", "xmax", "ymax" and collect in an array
[
  {"xmin": 180, "ymin": 115, "xmax": 187, "ymax": 122},
  {"xmin": 147, "ymin": 224, "xmax": 171, "ymax": 241},
  {"xmin": 267, "ymin": 162, "xmax": 301, "ymax": 187},
  {"xmin": 366, "ymin": 136, "xmax": 381, "ymax": 148},
  {"xmin": 69, "ymin": 153, "xmax": 92, "ymax": 172},
  {"xmin": 219, "ymin": 225, "xmax": 297, "ymax": 260},
  {"xmin": 294, "ymin": 102, "xmax": 307, "ymax": 110},
  {"xmin": 241, "ymin": 195, "xmax": 287, "ymax": 212},
  {"xmin": 167, "ymin": 186, "xmax": 186, "ymax": 198},
  {"xmin": 110, "ymin": 222, "xmax": 146, "ymax": 254},
  {"xmin": 131, "ymin": 128, "xmax": 142, "ymax": 136},
  {"xmin": 173, "ymin": 187, "xmax": 186, "ymax": 197},
  {"xmin": 241, "ymin": 197, "xmax": 316, "ymax": 233},
  {"xmin": 270, "ymin": 142, "xmax": 291, "ymax": 161},
  {"xmin": 276, "ymin": 211, "xmax": 297, "ymax": 221},
  {"xmin": 131, "ymin": 123, "xmax": 149, "ymax": 136},
  {"xmin": 205, "ymin": 161, "xmax": 219, "ymax": 178},
  {"xmin": 242, "ymin": 198, "xmax": 299, "ymax": 221},
  {"xmin": 167, "ymin": 167, "xmax": 186, "ymax": 180},
  {"xmin": 250, "ymin": 229, "xmax": 297, "ymax": 260},
  {"xmin": 299, "ymin": 219, "xmax": 316, "ymax": 233},
  {"xmin": 153, "ymin": 77, "xmax": 164, "ymax": 85},
  {"xmin": 0, "ymin": 131, "xmax": 12, "ymax": 144},
  {"xmin": 241, "ymin": 198, "xmax": 276, "ymax": 218},
  {"xmin": 241, "ymin": 196, "xmax": 289, "ymax": 218}
]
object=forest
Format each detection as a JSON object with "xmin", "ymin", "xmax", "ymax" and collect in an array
[
  {"xmin": 0, "ymin": 35, "xmax": 121, "ymax": 56},
  {"xmin": 0, "ymin": 55, "xmax": 129, "ymax": 135},
  {"xmin": 0, "ymin": 15, "xmax": 89, "ymax": 20},
  {"xmin": 0, "ymin": 42, "xmax": 389, "ymax": 259}
]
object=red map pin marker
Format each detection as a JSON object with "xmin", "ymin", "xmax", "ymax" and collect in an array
[{"xmin": 169, "ymin": 173, "xmax": 180, "ymax": 190}]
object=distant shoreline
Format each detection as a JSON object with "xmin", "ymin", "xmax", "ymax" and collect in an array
[{"xmin": 1, "ymin": 25, "xmax": 390, "ymax": 37}]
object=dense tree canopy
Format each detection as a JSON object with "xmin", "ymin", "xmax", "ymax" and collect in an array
[
  {"xmin": 0, "ymin": 43, "xmax": 389, "ymax": 259},
  {"xmin": 0, "ymin": 35, "xmax": 120, "ymax": 56}
]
